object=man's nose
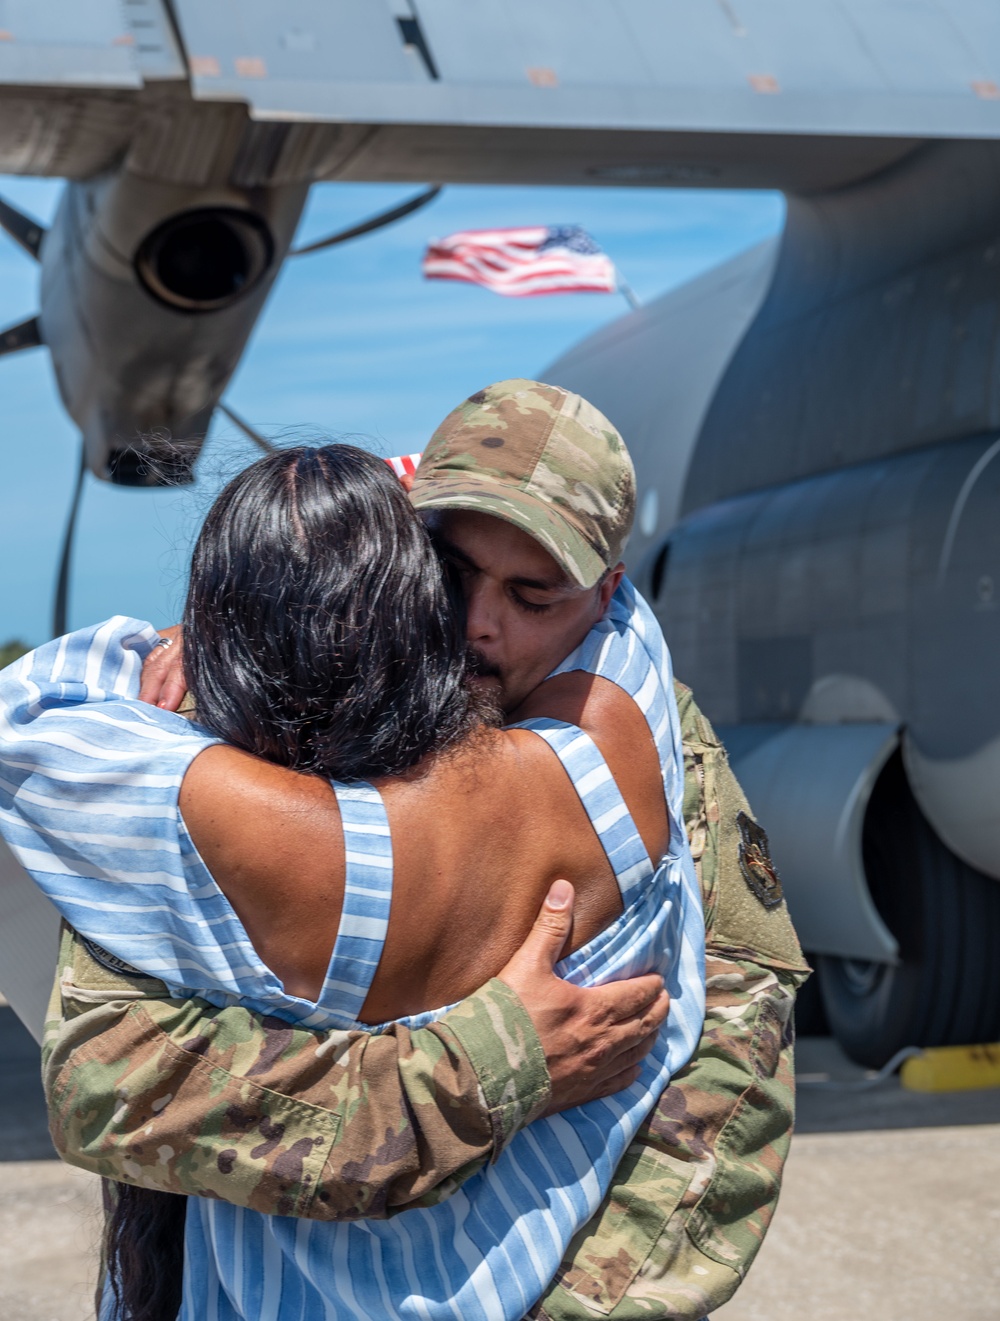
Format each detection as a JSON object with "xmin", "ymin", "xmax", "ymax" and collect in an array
[{"xmin": 465, "ymin": 582, "xmax": 500, "ymax": 643}]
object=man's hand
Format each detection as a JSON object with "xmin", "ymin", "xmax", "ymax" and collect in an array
[
  {"xmin": 139, "ymin": 625, "xmax": 186, "ymax": 710},
  {"xmin": 498, "ymin": 879, "xmax": 669, "ymax": 1115}
]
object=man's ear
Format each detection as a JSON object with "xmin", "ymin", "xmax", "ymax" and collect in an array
[{"xmin": 597, "ymin": 563, "xmax": 626, "ymax": 616}]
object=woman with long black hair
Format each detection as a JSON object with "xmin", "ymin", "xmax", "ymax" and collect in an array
[{"xmin": 1, "ymin": 441, "xmax": 704, "ymax": 1321}]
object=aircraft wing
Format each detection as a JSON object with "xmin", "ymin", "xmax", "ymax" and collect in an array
[
  {"xmin": 170, "ymin": 0, "xmax": 1000, "ymax": 191},
  {"xmin": 179, "ymin": 0, "xmax": 1000, "ymax": 138},
  {"xmin": 0, "ymin": 0, "xmax": 184, "ymax": 178},
  {"xmin": 0, "ymin": 0, "xmax": 998, "ymax": 188},
  {"xmin": 0, "ymin": 0, "xmax": 183, "ymax": 88}
]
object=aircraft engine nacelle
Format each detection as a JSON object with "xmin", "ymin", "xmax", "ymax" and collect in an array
[
  {"xmin": 38, "ymin": 169, "xmax": 309, "ymax": 486},
  {"xmin": 652, "ymin": 435, "xmax": 1000, "ymax": 1065}
]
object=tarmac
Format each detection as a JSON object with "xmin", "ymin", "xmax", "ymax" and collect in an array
[
  {"xmin": 1, "ymin": 1002, "xmax": 998, "ymax": 1321},
  {"xmin": 714, "ymin": 1036, "xmax": 1000, "ymax": 1321},
  {"xmin": 0, "ymin": 1000, "xmax": 101, "ymax": 1321}
]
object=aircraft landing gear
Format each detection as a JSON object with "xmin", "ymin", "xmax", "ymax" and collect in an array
[{"xmin": 817, "ymin": 751, "xmax": 1000, "ymax": 1070}]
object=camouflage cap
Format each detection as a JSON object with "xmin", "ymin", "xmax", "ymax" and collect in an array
[{"xmin": 409, "ymin": 379, "xmax": 636, "ymax": 588}]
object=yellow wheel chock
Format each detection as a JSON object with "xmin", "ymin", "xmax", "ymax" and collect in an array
[{"xmin": 901, "ymin": 1043, "xmax": 1000, "ymax": 1093}]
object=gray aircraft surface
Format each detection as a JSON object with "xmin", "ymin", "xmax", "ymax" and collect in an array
[{"xmin": 1, "ymin": 0, "xmax": 999, "ymax": 1068}]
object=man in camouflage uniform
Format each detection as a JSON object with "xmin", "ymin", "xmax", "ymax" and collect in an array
[{"xmin": 43, "ymin": 381, "xmax": 810, "ymax": 1317}]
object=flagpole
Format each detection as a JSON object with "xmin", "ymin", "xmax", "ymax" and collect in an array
[{"xmin": 615, "ymin": 269, "xmax": 641, "ymax": 311}]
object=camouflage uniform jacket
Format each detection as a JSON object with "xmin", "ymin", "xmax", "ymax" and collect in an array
[
  {"xmin": 43, "ymin": 684, "xmax": 810, "ymax": 1317},
  {"xmin": 43, "ymin": 940, "xmax": 549, "ymax": 1220}
]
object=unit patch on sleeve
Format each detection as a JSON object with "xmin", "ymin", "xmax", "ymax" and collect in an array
[{"xmin": 736, "ymin": 810, "xmax": 784, "ymax": 908}]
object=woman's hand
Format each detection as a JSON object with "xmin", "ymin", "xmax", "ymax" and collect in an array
[
  {"xmin": 498, "ymin": 880, "xmax": 670, "ymax": 1115},
  {"xmin": 139, "ymin": 625, "xmax": 187, "ymax": 710}
]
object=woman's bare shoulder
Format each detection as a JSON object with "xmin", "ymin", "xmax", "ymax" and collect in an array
[
  {"xmin": 511, "ymin": 671, "xmax": 654, "ymax": 763},
  {"xmin": 180, "ymin": 745, "xmax": 340, "ymax": 852},
  {"xmin": 180, "ymin": 745, "xmax": 346, "ymax": 999},
  {"xmin": 511, "ymin": 671, "xmax": 669, "ymax": 862}
]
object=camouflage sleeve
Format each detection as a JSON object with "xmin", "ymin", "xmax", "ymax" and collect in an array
[
  {"xmin": 528, "ymin": 683, "xmax": 812, "ymax": 1320},
  {"xmin": 42, "ymin": 926, "xmax": 550, "ymax": 1220}
]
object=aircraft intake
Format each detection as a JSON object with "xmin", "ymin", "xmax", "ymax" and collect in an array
[{"xmin": 134, "ymin": 207, "xmax": 275, "ymax": 313}]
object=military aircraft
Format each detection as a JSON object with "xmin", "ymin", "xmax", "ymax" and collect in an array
[{"xmin": 1, "ymin": 0, "xmax": 999, "ymax": 1067}]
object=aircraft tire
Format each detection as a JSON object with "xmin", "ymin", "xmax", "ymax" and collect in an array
[{"xmin": 817, "ymin": 750, "xmax": 1000, "ymax": 1070}]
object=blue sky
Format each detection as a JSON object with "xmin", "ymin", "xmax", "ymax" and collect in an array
[{"xmin": 0, "ymin": 177, "xmax": 782, "ymax": 646}]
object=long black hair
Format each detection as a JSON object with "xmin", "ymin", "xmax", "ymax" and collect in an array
[
  {"xmin": 185, "ymin": 442, "xmax": 479, "ymax": 776},
  {"xmin": 104, "ymin": 444, "xmax": 485, "ymax": 1320}
]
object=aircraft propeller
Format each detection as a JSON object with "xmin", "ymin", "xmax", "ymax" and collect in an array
[
  {"xmin": 216, "ymin": 402, "xmax": 275, "ymax": 455},
  {"xmin": 51, "ymin": 449, "xmax": 86, "ymax": 646},
  {"xmin": 0, "ymin": 315, "xmax": 41, "ymax": 356},
  {"xmin": 0, "ymin": 195, "xmax": 43, "ymax": 260},
  {"xmin": 289, "ymin": 185, "xmax": 441, "ymax": 257},
  {"xmin": 0, "ymin": 196, "xmax": 46, "ymax": 353}
]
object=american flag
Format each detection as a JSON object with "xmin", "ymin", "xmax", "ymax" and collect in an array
[
  {"xmin": 422, "ymin": 224, "xmax": 619, "ymax": 297},
  {"xmin": 384, "ymin": 451, "xmax": 422, "ymax": 490},
  {"xmin": 384, "ymin": 451, "xmax": 422, "ymax": 481}
]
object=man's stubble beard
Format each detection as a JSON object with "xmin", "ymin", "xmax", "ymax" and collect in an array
[
  {"xmin": 465, "ymin": 645, "xmax": 502, "ymax": 682},
  {"xmin": 465, "ymin": 647, "xmax": 507, "ymax": 722}
]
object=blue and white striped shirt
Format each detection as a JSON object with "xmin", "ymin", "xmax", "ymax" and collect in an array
[{"xmin": 0, "ymin": 582, "xmax": 705, "ymax": 1321}]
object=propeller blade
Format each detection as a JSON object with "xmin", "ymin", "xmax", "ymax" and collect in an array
[
  {"xmin": 0, "ymin": 197, "xmax": 46, "ymax": 260},
  {"xmin": 52, "ymin": 444, "xmax": 86, "ymax": 639},
  {"xmin": 0, "ymin": 316, "xmax": 42, "ymax": 357},
  {"xmin": 290, "ymin": 186, "xmax": 442, "ymax": 257},
  {"xmin": 218, "ymin": 402, "xmax": 276, "ymax": 455}
]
